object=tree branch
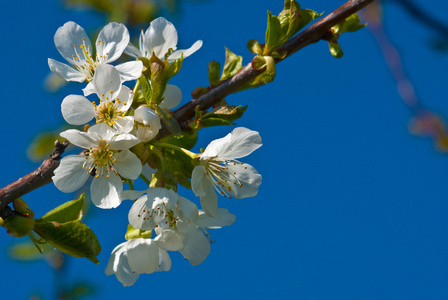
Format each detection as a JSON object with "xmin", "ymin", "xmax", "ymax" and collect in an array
[
  {"xmin": 0, "ymin": 140, "xmax": 69, "ymax": 212},
  {"xmin": 0, "ymin": 0, "xmax": 375, "ymax": 208},
  {"xmin": 172, "ymin": 0, "xmax": 376, "ymax": 125}
]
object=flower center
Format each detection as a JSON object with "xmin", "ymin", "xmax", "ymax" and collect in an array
[
  {"xmin": 136, "ymin": 200, "xmax": 179, "ymax": 229},
  {"xmin": 93, "ymin": 93, "xmax": 127, "ymax": 127},
  {"xmin": 205, "ymin": 159, "xmax": 246, "ymax": 199},
  {"xmin": 82, "ymin": 140, "xmax": 118, "ymax": 178},
  {"xmin": 71, "ymin": 38, "xmax": 109, "ymax": 82}
]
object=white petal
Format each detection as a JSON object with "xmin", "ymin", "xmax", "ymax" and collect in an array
[
  {"xmin": 128, "ymin": 195, "xmax": 157, "ymax": 231},
  {"xmin": 105, "ymin": 243, "xmax": 140, "ymax": 286},
  {"xmin": 90, "ymin": 173, "xmax": 123, "ymax": 208},
  {"xmin": 113, "ymin": 149, "xmax": 142, "ymax": 180},
  {"xmin": 97, "ymin": 22, "xmax": 130, "ymax": 63},
  {"xmin": 113, "ymin": 116, "xmax": 134, "ymax": 134},
  {"xmin": 52, "ymin": 155, "xmax": 90, "ymax": 193},
  {"xmin": 124, "ymin": 42, "xmax": 142, "ymax": 58},
  {"xmin": 180, "ymin": 223, "xmax": 210, "ymax": 266},
  {"xmin": 54, "ymin": 21, "xmax": 91, "ymax": 64},
  {"xmin": 201, "ymin": 133, "xmax": 232, "ymax": 159},
  {"xmin": 226, "ymin": 163, "xmax": 262, "ymax": 199},
  {"xmin": 159, "ymin": 84, "xmax": 182, "ymax": 110},
  {"xmin": 134, "ymin": 106, "xmax": 160, "ymax": 126},
  {"xmin": 156, "ymin": 249, "xmax": 171, "ymax": 272},
  {"xmin": 217, "ymin": 127, "xmax": 262, "ymax": 160},
  {"xmin": 154, "ymin": 228, "xmax": 183, "ymax": 251},
  {"xmin": 177, "ymin": 196, "xmax": 199, "ymax": 223},
  {"xmin": 143, "ymin": 17, "xmax": 178, "ymax": 58},
  {"xmin": 108, "ymin": 133, "xmax": 141, "ymax": 150},
  {"xmin": 113, "ymin": 252, "xmax": 140, "ymax": 286},
  {"xmin": 115, "ymin": 85, "xmax": 133, "ymax": 112},
  {"xmin": 82, "ymin": 82, "xmax": 96, "ymax": 96},
  {"xmin": 93, "ymin": 64, "xmax": 121, "ymax": 99},
  {"xmin": 191, "ymin": 166, "xmax": 219, "ymax": 217},
  {"xmin": 168, "ymin": 40, "xmax": 203, "ymax": 61},
  {"xmin": 60, "ymin": 129, "xmax": 97, "ymax": 149},
  {"xmin": 61, "ymin": 95, "xmax": 95, "ymax": 125},
  {"xmin": 147, "ymin": 188, "xmax": 179, "ymax": 210},
  {"xmin": 48, "ymin": 59, "xmax": 86, "ymax": 82},
  {"xmin": 105, "ymin": 242, "xmax": 127, "ymax": 275},
  {"xmin": 197, "ymin": 208, "xmax": 236, "ymax": 229},
  {"xmin": 126, "ymin": 238, "xmax": 159, "ymax": 274},
  {"xmin": 87, "ymin": 123, "xmax": 115, "ymax": 138},
  {"xmin": 115, "ymin": 61, "xmax": 143, "ymax": 82}
]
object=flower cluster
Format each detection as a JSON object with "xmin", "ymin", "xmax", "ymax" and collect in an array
[{"xmin": 50, "ymin": 17, "xmax": 262, "ymax": 286}]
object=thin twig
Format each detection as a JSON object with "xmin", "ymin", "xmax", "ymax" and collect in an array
[{"xmin": 0, "ymin": 140, "xmax": 69, "ymax": 212}]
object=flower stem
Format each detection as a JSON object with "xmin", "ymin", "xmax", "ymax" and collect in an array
[
  {"xmin": 152, "ymin": 142, "xmax": 197, "ymax": 159},
  {"xmin": 127, "ymin": 179, "xmax": 134, "ymax": 190},
  {"xmin": 139, "ymin": 173, "xmax": 151, "ymax": 185}
]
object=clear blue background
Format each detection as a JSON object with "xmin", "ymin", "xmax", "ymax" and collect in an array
[{"xmin": 1, "ymin": 0, "xmax": 448, "ymax": 299}]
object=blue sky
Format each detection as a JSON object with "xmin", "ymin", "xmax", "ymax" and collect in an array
[{"xmin": 1, "ymin": 0, "xmax": 448, "ymax": 299}]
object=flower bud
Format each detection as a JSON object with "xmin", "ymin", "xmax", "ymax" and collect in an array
[
  {"xmin": 2, "ymin": 216, "xmax": 35, "ymax": 237},
  {"xmin": 134, "ymin": 106, "xmax": 162, "ymax": 142}
]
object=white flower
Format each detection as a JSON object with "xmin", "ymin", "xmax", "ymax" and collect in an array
[
  {"xmin": 126, "ymin": 17, "xmax": 202, "ymax": 62},
  {"xmin": 52, "ymin": 123, "xmax": 142, "ymax": 208},
  {"xmin": 105, "ymin": 233, "xmax": 181, "ymax": 287},
  {"xmin": 61, "ymin": 64, "xmax": 134, "ymax": 133},
  {"xmin": 127, "ymin": 187, "xmax": 198, "ymax": 231},
  {"xmin": 191, "ymin": 127, "xmax": 262, "ymax": 217},
  {"xmin": 48, "ymin": 21, "xmax": 142, "ymax": 86},
  {"xmin": 133, "ymin": 106, "xmax": 161, "ymax": 142}
]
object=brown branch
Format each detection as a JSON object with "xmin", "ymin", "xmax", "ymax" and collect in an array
[
  {"xmin": 0, "ymin": 0, "xmax": 375, "ymax": 209},
  {"xmin": 172, "ymin": 0, "xmax": 376, "ymax": 125},
  {"xmin": 0, "ymin": 140, "xmax": 69, "ymax": 212}
]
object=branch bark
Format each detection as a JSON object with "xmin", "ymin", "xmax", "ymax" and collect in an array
[
  {"xmin": 0, "ymin": 0, "xmax": 375, "ymax": 209},
  {"xmin": 0, "ymin": 141, "xmax": 68, "ymax": 212}
]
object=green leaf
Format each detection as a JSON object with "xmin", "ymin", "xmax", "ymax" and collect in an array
[
  {"xmin": 201, "ymin": 118, "xmax": 235, "ymax": 127},
  {"xmin": 221, "ymin": 47, "xmax": 243, "ymax": 81},
  {"xmin": 332, "ymin": 14, "xmax": 366, "ymax": 35},
  {"xmin": 139, "ymin": 75, "xmax": 152, "ymax": 105},
  {"xmin": 247, "ymin": 39, "xmax": 263, "ymax": 55},
  {"xmin": 155, "ymin": 106, "xmax": 182, "ymax": 137},
  {"xmin": 165, "ymin": 57, "xmax": 183, "ymax": 80},
  {"xmin": 34, "ymin": 221, "xmax": 101, "ymax": 264},
  {"xmin": 27, "ymin": 131, "xmax": 67, "ymax": 162},
  {"xmin": 164, "ymin": 148, "xmax": 195, "ymax": 189},
  {"xmin": 8, "ymin": 242, "xmax": 44, "ymax": 261},
  {"xmin": 294, "ymin": 8, "xmax": 322, "ymax": 36},
  {"xmin": 202, "ymin": 105, "xmax": 247, "ymax": 127},
  {"xmin": 265, "ymin": 11, "xmax": 282, "ymax": 54},
  {"xmin": 160, "ymin": 131, "xmax": 198, "ymax": 150},
  {"xmin": 39, "ymin": 194, "xmax": 84, "ymax": 223},
  {"xmin": 208, "ymin": 60, "xmax": 221, "ymax": 86}
]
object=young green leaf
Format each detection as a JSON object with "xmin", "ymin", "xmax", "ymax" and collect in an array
[
  {"xmin": 265, "ymin": 11, "xmax": 282, "ymax": 54},
  {"xmin": 208, "ymin": 60, "xmax": 221, "ymax": 86},
  {"xmin": 38, "ymin": 194, "xmax": 85, "ymax": 223},
  {"xmin": 221, "ymin": 47, "xmax": 243, "ymax": 81},
  {"xmin": 34, "ymin": 220, "xmax": 101, "ymax": 264}
]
